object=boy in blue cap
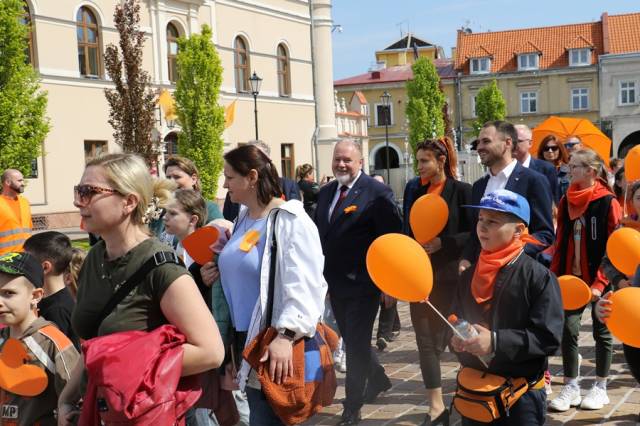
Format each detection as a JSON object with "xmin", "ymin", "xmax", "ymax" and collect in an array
[{"xmin": 450, "ymin": 189, "xmax": 564, "ymax": 425}]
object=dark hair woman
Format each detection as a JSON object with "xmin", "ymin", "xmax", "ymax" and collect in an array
[
  {"xmin": 214, "ymin": 145, "xmax": 327, "ymax": 425},
  {"xmin": 538, "ymin": 134, "xmax": 571, "ymax": 200},
  {"xmin": 401, "ymin": 137, "xmax": 472, "ymax": 426}
]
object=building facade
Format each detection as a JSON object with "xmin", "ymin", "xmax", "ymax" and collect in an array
[{"xmin": 21, "ymin": 0, "xmax": 337, "ymax": 229}]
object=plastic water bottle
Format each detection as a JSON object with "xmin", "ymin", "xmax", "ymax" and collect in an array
[{"xmin": 448, "ymin": 314, "xmax": 478, "ymax": 340}]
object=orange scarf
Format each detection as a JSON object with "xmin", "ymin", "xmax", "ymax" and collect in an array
[
  {"xmin": 566, "ymin": 183, "xmax": 596, "ymax": 220},
  {"xmin": 471, "ymin": 231, "xmax": 541, "ymax": 304},
  {"xmin": 420, "ymin": 177, "xmax": 445, "ymax": 195}
]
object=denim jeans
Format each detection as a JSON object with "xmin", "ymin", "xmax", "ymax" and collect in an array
[{"xmin": 246, "ymin": 387, "xmax": 284, "ymax": 426}]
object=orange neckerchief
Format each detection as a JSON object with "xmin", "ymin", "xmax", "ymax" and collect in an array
[
  {"xmin": 420, "ymin": 177, "xmax": 445, "ymax": 195},
  {"xmin": 566, "ymin": 183, "xmax": 596, "ymax": 220},
  {"xmin": 471, "ymin": 231, "xmax": 541, "ymax": 304}
]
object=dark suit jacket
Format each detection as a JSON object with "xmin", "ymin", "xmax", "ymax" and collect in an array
[
  {"xmin": 462, "ymin": 162, "xmax": 554, "ymax": 262},
  {"xmin": 314, "ymin": 173, "xmax": 402, "ymax": 298},
  {"xmin": 530, "ymin": 157, "xmax": 560, "ymax": 204},
  {"xmin": 223, "ymin": 177, "xmax": 301, "ymax": 221}
]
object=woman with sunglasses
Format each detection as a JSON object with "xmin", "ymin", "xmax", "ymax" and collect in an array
[
  {"xmin": 401, "ymin": 137, "xmax": 472, "ymax": 426},
  {"xmin": 537, "ymin": 134, "xmax": 571, "ymax": 201},
  {"xmin": 57, "ymin": 153, "xmax": 224, "ymax": 424}
]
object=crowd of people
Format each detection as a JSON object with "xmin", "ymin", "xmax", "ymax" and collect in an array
[{"xmin": 0, "ymin": 119, "xmax": 638, "ymax": 426}]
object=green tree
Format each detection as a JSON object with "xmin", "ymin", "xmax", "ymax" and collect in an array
[
  {"xmin": 406, "ymin": 57, "xmax": 445, "ymax": 163},
  {"xmin": 174, "ymin": 25, "xmax": 225, "ymax": 199},
  {"xmin": 472, "ymin": 79, "xmax": 507, "ymax": 136},
  {"xmin": 0, "ymin": 0, "xmax": 49, "ymax": 174},
  {"xmin": 104, "ymin": 0, "xmax": 157, "ymax": 164}
]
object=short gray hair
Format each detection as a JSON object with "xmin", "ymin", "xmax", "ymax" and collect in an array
[{"xmin": 334, "ymin": 139, "xmax": 362, "ymax": 155}]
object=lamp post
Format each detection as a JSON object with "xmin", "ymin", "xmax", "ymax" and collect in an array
[
  {"xmin": 249, "ymin": 71, "xmax": 262, "ymax": 140},
  {"xmin": 380, "ymin": 91, "xmax": 391, "ymax": 183}
]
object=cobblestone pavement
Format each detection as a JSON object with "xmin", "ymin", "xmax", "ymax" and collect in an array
[{"xmin": 304, "ymin": 302, "xmax": 640, "ymax": 426}]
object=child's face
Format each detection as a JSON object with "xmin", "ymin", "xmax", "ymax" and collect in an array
[
  {"xmin": 477, "ymin": 209, "xmax": 523, "ymax": 252},
  {"xmin": 163, "ymin": 201, "xmax": 194, "ymax": 240},
  {"xmin": 632, "ymin": 188, "xmax": 640, "ymax": 216},
  {"xmin": 0, "ymin": 274, "xmax": 42, "ymax": 327}
]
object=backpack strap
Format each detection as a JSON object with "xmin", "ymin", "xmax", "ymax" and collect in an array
[
  {"xmin": 22, "ymin": 336, "xmax": 55, "ymax": 374},
  {"xmin": 265, "ymin": 211, "xmax": 280, "ymax": 327},
  {"xmin": 94, "ymin": 251, "xmax": 182, "ymax": 331}
]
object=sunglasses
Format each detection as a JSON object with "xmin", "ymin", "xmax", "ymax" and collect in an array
[
  {"xmin": 564, "ymin": 142, "xmax": 579, "ymax": 149},
  {"xmin": 74, "ymin": 184, "xmax": 120, "ymax": 205},
  {"xmin": 543, "ymin": 146, "xmax": 559, "ymax": 152}
]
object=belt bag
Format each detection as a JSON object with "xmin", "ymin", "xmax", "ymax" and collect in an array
[{"xmin": 453, "ymin": 367, "xmax": 529, "ymax": 423}]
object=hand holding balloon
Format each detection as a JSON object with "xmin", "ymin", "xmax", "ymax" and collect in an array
[{"xmin": 594, "ymin": 291, "xmax": 613, "ymax": 323}]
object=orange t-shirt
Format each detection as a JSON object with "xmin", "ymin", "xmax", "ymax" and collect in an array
[{"xmin": 1, "ymin": 195, "xmax": 22, "ymax": 223}]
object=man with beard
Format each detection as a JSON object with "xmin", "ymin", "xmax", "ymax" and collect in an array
[
  {"xmin": 0, "ymin": 169, "xmax": 32, "ymax": 255},
  {"xmin": 314, "ymin": 139, "xmax": 402, "ymax": 425},
  {"xmin": 459, "ymin": 121, "xmax": 554, "ymax": 273}
]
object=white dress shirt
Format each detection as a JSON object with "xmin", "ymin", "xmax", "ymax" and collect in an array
[
  {"xmin": 522, "ymin": 154, "xmax": 532, "ymax": 168},
  {"xmin": 483, "ymin": 159, "xmax": 518, "ymax": 197},
  {"xmin": 328, "ymin": 171, "xmax": 362, "ymax": 219}
]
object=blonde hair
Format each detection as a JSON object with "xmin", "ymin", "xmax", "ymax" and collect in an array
[
  {"xmin": 65, "ymin": 247, "xmax": 86, "ymax": 299},
  {"xmin": 296, "ymin": 163, "xmax": 313, "ymax": 181},
  {"xmin": 86, "ymin": 153, "xmax": 176, "ymax": 226},
  {"xmin": 570, "ymin": 148, "xmax": 610, "ymax": 189}
]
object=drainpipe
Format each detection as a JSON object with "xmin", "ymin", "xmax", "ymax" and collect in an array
[
  {"xmin": 455, "ymin": 72, "xmax": 463, "ymax": 150},
  {"xmin": 309, "ymin": 1, "xmax": 321, "ymax": 182}
]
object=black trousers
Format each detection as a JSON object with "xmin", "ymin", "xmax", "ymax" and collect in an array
[
  {"xmin": 330, "ymin": 292, "xmax": 385, "ymax": 411},
  {"xmin": 410, "ymin": 302, "xmax": 449, "ymax": 389},
  {"xmin": 460, "ymin": 389, "xmax": 547, "ymax": 425},
  {"xmin": 376, "ymin": 301, "xmax": 400, "ymax": 339},
  {"xmin": 624, "ymin": 344, "xmax": 640, "ymax": 384}
]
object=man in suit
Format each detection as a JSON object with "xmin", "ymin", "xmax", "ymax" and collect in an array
[
  {"xmin": 460, "ymin": 121, "xmax": 554, "ymax": 273},
  {"xmin": 514, "ymin": 124, "xmax": 560, "ymax": 203},
  {"xmin": 315, "ymin": 139, "xmax": 402, "ymax": 425},
  {"xmin": 222, "ymin": 140, "xmax": 301, "ymax": 221}
]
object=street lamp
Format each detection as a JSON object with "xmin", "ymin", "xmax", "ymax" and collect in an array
[
  {"xmin": 380, "ymin": 91, "xmax": 392, "ymax": 183},
  {"xmin": 249, "ymin": 71, "xmax": 262, "ymax": 140}
]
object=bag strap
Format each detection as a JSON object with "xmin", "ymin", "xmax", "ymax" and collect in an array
[
  {"xmin": 265, "ymin": 210, "xmax": 280, "ymax": 327},
  {"xmin": 94, "ymin": 251, "xmax": 182, "ymax": 329}
]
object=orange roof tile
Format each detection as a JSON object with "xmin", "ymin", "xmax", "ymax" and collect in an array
[
  {"xmin": 513, "ymin": 41, "xmax": 542, "ymax": 55},
  {"xmin": 606, "ymin": 13, "xmax": 640, "ymax": 54},
  {"xmin": 455, "ymin": 20, "xmax": 604, "ymax": 74},
  {"xmin": 565, "ymin": 35, "xmax": 594, "ymax": 50},
  {"xmin": 353, "ymin": 91, "xmax": 367, "ymax": 104}
]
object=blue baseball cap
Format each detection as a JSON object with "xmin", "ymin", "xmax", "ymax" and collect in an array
[{"xmin": 463, "ymin": 189, "xmax": 530, "ymax": 226}]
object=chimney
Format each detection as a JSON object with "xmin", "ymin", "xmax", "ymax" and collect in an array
[
  {"xmin": 601, "ymin": 12, "xmax": 610, "ymax": 54},
  {"xmin": 371, "ymin": 70, "xmax": 381, "ymax": 79},
  {"xmin": 451, "ymin": 47, "xmax": 457, "ymax": 58}
]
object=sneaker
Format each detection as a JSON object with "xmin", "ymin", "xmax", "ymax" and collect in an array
[
  {"xmin": 549, "ymin": 384, "xmax": 582, "ymax": 412},
  {"xmin": 333, "ymin": 338, "xmax": 344, "ymax": 364},
  {"xmin": 337, "ymin": 353, "xmax": 347, "ymax": 373},
  {"xmin": 580, "ymin": 385, "xmax": 609, "ymax": 410},
  {"xmin": 376, "ymin": 337, "xmax": 389, "ymax": 351}
]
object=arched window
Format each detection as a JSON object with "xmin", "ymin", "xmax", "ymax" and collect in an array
[
  {"xmin": 167, "ymin": 23, "xmax": 179, "ymax": 83},
  {"xmin": 164, "ymin": 132, "xmax": 179, "ymax": 156},
  {"xmin": 277, "ymin": 43, "xmax": 291, "ymax": 97},
  {"xmin": 234, "ymin": 37, "xmax": 250, "ymax": 92},
  {"xmin": 21, "ymin": 2, "xmax": 36, "ymax": 65},
  {"xmin": 76, "ymin": 7, "xmax": 101, "ymax": 77}
]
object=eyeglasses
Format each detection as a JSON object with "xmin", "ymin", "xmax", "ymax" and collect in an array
[
  {"xmin": 74, "ymin": 185, "xmax": 120, "ymax": 205},
  {"xmin": 564, "ymin": 142, "xmax": 579, "ymax": 149},
  {"xmin": 543, "ymin": 146, "xmax": 559, "ymax": 152}
]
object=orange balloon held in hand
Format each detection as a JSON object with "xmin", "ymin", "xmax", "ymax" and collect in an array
[
  {"xmin": 182, "ymin": 226, "xmax": 220, "ymax": 265},
  {"xmin": 366, "ymin": 233, "xmax": 433, "ymax": 302},
  {"xmin": 606, "ymin": 227, "xmax": 640, "ymax": 276},
  {"xmin": 626, "ymin": 145, "xmax": 640, "ymax": 182},
  {"xmin": 409, "ymin": 194, "xmax": 449, "ymax": 245},
  {"xmin": 606, "ymin": 287, "xmax": 640, "ymax": 348},
  {"xmin": 557, "ymin": 275, "xmax": 592, "ymax": 310}
]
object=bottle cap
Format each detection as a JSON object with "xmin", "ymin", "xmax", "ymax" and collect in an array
[{"xmin": 447, "ymin": 314, "xmax": 458, "ymax": 323}]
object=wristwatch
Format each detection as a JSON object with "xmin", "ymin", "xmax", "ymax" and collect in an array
[{"xmin": 279, "ymin": 328, "xmax": 296, "ymax": 341}]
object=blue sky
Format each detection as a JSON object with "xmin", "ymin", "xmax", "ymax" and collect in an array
[{"xmin": 331, "ymin": 0, "xmax": 640, "ymax": 80}]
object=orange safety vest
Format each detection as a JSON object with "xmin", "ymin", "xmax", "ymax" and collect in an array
[{"xmin": 0, "ymin": 195, "xmax": 32, "ymax": 255}]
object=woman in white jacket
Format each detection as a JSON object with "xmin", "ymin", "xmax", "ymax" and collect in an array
[{"xmin": 216, "ymin": 144, "xmax": 327, "ymax": 426}]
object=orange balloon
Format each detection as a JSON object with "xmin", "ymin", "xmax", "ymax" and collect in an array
[
  {"xmin": 366, "ymin": 233, "xmax": 433, "ymax": 302},
  {"xmin": 606, "ymin": 227, "xmax": 640, "ymax": 276},
  {"xmin": 0, "ymin": 338, "xmax": 48, "ymax": 396},
  {"xmin": 182, "ymin": 226, "xmax": 220, "ymax": 265},
  {"xmin": 409, "ymin": 194, "xmax": 449, "ymax": 245},
  {"xmin": 557, "ymin": 275, "xmax": 592, "ymax": 310},
  {"xmin": 626, "ymin": 145, "xmax": 640, "ymax": 182},
  {"xmin": 607, "ymin": 287, "xmax": 640, "ymax": 348}
]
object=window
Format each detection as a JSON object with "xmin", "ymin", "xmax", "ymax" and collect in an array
[
  {"xmin": 471, "ymin": 95, "xmax": 477, "ymax": 118},
  {"xmin": 234, "ymin": 37, "xmax": 250, "ymax": 92},
  {"xmin": 277, "ymin": 44, "xmax": 291, "ymax": 97},
  {"xmin": 520, "ymin": 92, "xmax": 537, "ymax": 114},
  {"xmin": 375, "ymin": 103, "xmax": 392, "ymax": 126},
  {"xmin": 167, "ymin": 23, "xmax": 179, "ymax": 83},
  {"xmin": 620, "ymin": 81, "xmax": 636, "ymax": 106},
  {"xmin": 164, "ymin": 132, "xmax": 178, "ymax": 155},
  {"xmin": 569, "ymin": 48, "xmax": 591, "ymax": 67},
  {"xmin": 470, "ymin": 57, "xmax": 490, "ymax": 74},
  {"xmin": 518, "ymin": 53, "xmax": 538, "ymax": 71},
  {"xmin": 76, "ymin": 7, "xmax": 101, "ymax": 77},
  {"xmin": 21, "ymin": 1, "xmax": 36, "ymax": 65},
  {"xmin": 280, "ymin": 144, "xmax": 295, "ymax": 179},
  {"xmin": 571, "ymin": 88, "xmax": 589, "ymax": 111},
  {"xmin": 84, "ymin": 140, "xmax": 107, "ymax": 163}
]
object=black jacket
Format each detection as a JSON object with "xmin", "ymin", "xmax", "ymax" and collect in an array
[
  {"xmin": 452, "ymin": 253, "xmax": 564, "ymax": 382},
  {"xmin": 314, "ymin": 173, "xmax": 402, "ymax": 297},
  {"xmin": 530, "ymin": 158, "xmax": 560, "ymax": 204}
]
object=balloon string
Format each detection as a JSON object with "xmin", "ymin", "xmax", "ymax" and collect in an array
[{"xmin": 426, "ymin": 301, "xmax": 488, "ymax": 368}]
